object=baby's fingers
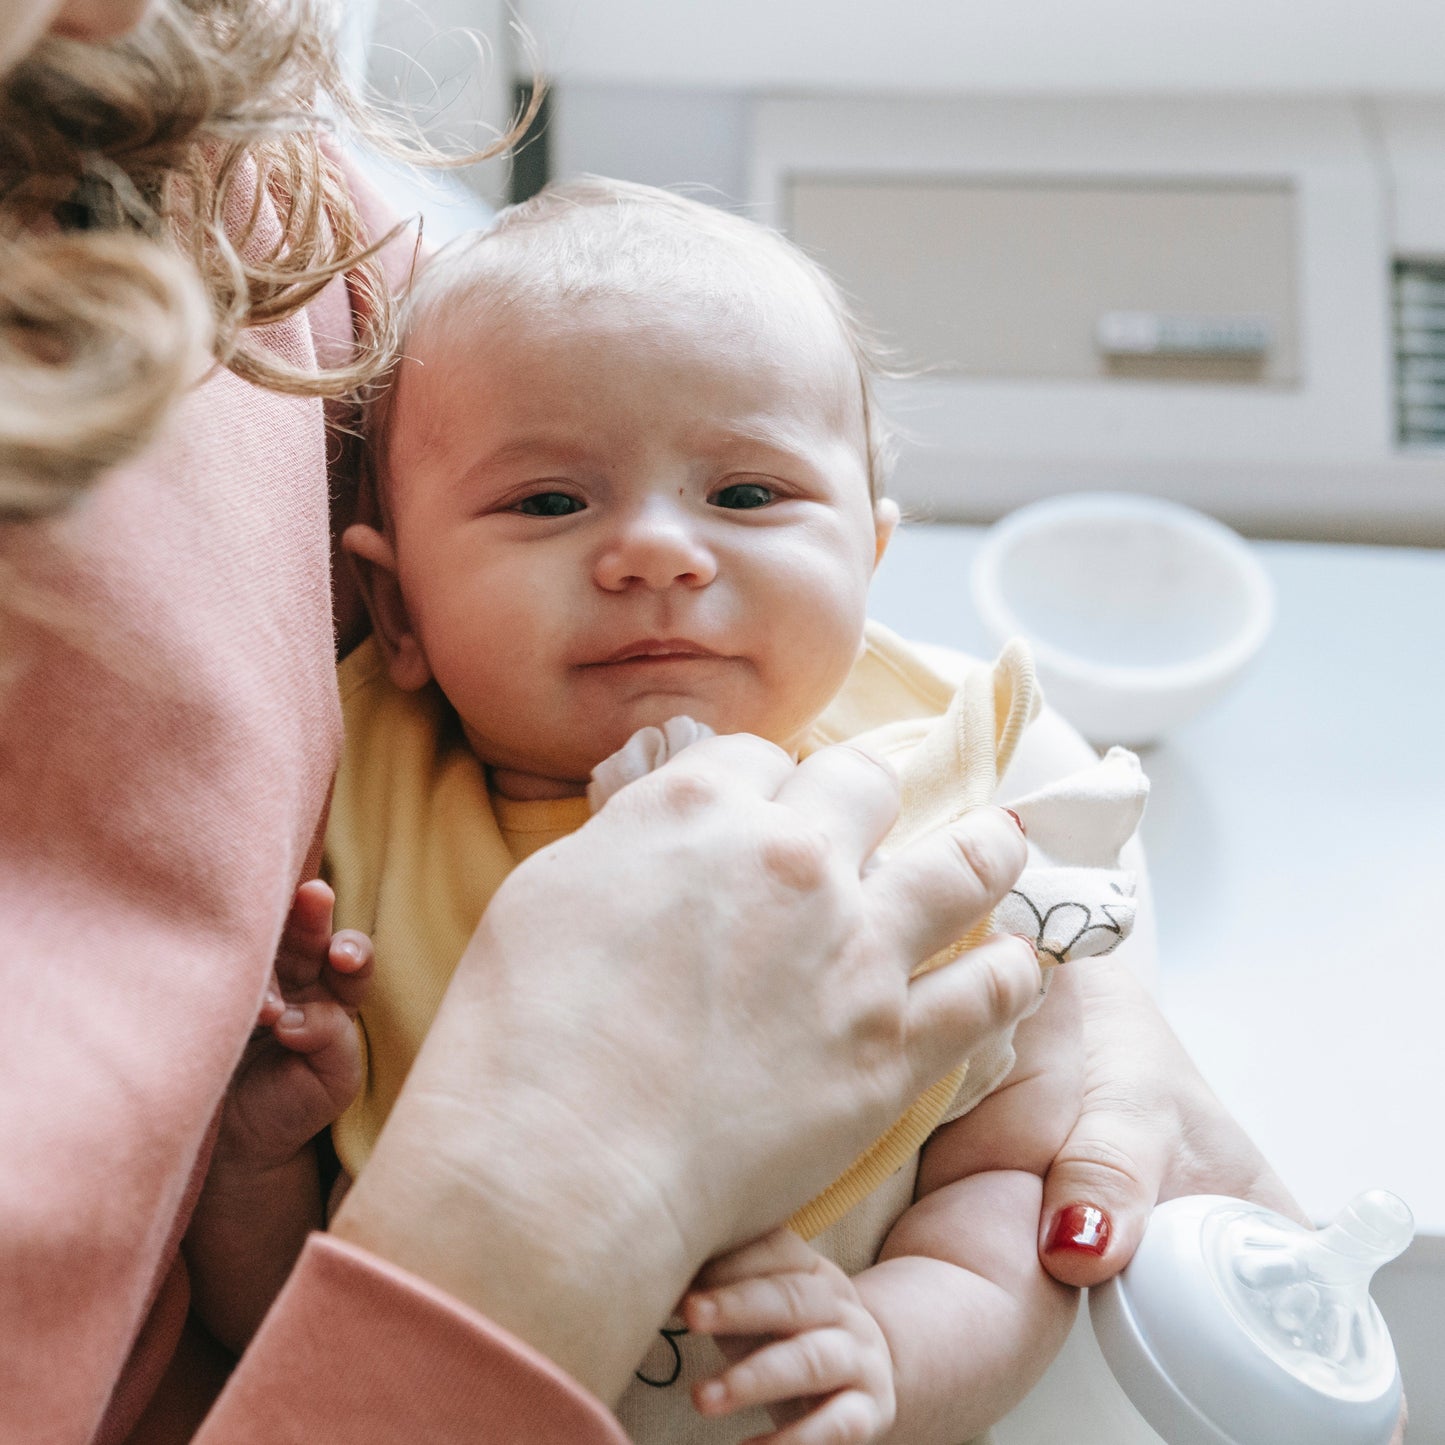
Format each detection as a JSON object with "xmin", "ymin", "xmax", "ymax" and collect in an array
[
  {"xmin": 325, "ymin": 929, "xmax": 374, "ymax": 1010},
  {"xmin": 272, "ymin": 1000, "xmax": 364, "ymax": 1109},
  {"xmin": 256, "ymin": 977, "xmax": 285, "ymax": 1029},
  {"xmin": 694, "ymin": 1329, "xmax": 865, "ymax": 1418},
  {"xmin": 686, "ymin": 1269, "xmax": 849, "ymax": 1340},
  {"xmin": 275, "ymin": 878, "xmax": 337, "ymax": 989},
  {"xmin": 742, "ymin": 1390, "xmax": 889, "ymax": 1445},
  {"xmin": 695, "ymin": 1227, "xmax": 819, "ymax": 1291}
]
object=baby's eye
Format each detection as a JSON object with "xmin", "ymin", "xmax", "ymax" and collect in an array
[
  {"xmin": 709, "ymin": 482, "xmax": 776, "ymax": 510},
  {"xmin": 514, "ymin": 491, "xmax": 585, "ymax": 517}
]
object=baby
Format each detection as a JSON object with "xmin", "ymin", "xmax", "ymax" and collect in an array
[{"xmin": 188, "ymin": 178, "xmax": 1146, "ymax": 1445}]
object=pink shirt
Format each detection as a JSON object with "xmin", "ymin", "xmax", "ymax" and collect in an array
[{"xmin": 0, "ymin": 166, "xmax": 626, "ymax": 1445}]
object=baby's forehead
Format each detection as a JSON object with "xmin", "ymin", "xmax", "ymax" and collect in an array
[
  {"xmin": 409, "ymin": 207, "xmax": 858, "ymax": 379},
  {"xmin": 380, "ymin": 198, "xmax": 876, "ymax": 488}
]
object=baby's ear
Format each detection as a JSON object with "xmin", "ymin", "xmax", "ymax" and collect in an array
[
  {"xmin": 341, "ymin": 523, "xmax": 433, "ymax": 691},
  {"xmin": 872, "ymin": 497, "xmax": 900, "ymax": 572}
]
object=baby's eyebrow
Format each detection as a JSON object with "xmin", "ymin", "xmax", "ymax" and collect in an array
[
  {"xmin": 687, "ymin": 421, "xmax": 830, "ymax": 467},
  {"xmin": 452, "ymin": 436, "xmax": 592, "ymax": 487},
  {"xmin": 478, "ymin": 436, "xmax": 591, "ymax": 466}
]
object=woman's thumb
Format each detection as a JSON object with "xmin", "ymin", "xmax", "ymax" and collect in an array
[{"xmin": 1038, "ymin": 1105, "xmax": 1165, "ymax": 1289}]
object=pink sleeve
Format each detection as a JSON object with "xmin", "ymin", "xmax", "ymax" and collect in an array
[
  {"xmin": 198, "ymin": 1236, "xmax": 628, "ymax": 1444},
  {"xmin": 0, "ymin": 167, "xmax": 621, "ymax": 1444},
  {"xmin": 0, "ymin": 305, "xmax": 342, "ymax": 1441}
]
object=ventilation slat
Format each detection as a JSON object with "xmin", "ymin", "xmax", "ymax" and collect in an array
[{"xmin": 1393, "ymin": 260, "xmax": 1445, "ymax": 447}]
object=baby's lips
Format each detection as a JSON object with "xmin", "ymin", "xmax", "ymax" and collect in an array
[{"xmin": 582, "ymin": 636, "xmax": 723, "ymax": 665}]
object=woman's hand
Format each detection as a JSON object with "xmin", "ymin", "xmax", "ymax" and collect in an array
[
  {"xmin": 332, "ymin": 734, "xmax": 1038, "ymax": 1405},
  {"xmin": 1038, "ymin": 955, "xmax": 1301, "ymax": 1283},
  {"xmin": 989, "ymin": 707, "xmax": 1300, "ymax": 1278}
]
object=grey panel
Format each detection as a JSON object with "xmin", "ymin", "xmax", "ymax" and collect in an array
[{"xmin": 786, "ymin": 176, "xmax": 1299, "ymax": 385}]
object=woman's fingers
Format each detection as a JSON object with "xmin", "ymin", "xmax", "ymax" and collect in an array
[
  {"xmin": 640, "ymin": 730, "xmax": 797, "ymax": 807},
  {"xmin": 900, "ymin": 930, "xmax": 1041, "ymax": 1092},
  {"xmin": 341, "ymin": 740, "xmax": 1036, "ymax": 1404},
  {"xmin": 772, "ymin": 744, "xmax": 902, "ymax": 867},
  {"xmin": 864, "ymin": 805, "xmax": 1028, "ymax": 970},
  {"xmin": 1038, "ymin": 1096, "xmax": 1168, "ymax": 1287},
  {"xmin": 1040, "ymin": 1091, "xmax": 1301, "ymax": 1288},
  {"xmin": 1039, "ymin": 958, "xmax": 1303, "ymax": 1288}
]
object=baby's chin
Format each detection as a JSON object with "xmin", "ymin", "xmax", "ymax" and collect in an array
[
  {"xmin": 590, "ymin": 707, "xmax": 810, "ymax": 766},
  {"xmin": 478, "ymin": 707, "xmax": 813, "ymax": 801}
]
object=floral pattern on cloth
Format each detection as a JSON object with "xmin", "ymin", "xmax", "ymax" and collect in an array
[{"xmin": 995, "ymin": 746, "xmax": 1148, "ymax": 966}]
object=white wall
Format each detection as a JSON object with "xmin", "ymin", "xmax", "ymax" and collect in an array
[
  {"xmin": 1376, "ymin": 98, "xmax": 1445, "ymax": 254},
  {"xmin": 517, "ymin": 0, "xmax": 1445, "ymax": 93},
  {"xmin": 550, "ymin": 86, "xmax": 750, "ymax": 205},
  {"xmin": 361, "ymin": 0, "xmax": 516, "ymax": 206}
]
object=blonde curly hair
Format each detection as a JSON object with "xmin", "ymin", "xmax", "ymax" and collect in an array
[{"xmin": 0, "ymin": 0, "xmax": 530, "ymax": 521}]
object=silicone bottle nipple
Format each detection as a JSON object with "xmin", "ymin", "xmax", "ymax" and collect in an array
[{"xmin": 1212, "ymin": 1190, "xmax": 1414, "ymax": 1396}]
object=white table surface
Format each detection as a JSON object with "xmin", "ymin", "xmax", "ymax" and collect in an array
[{"xmin": 869, "ymin": 523, "xmax": 1445, "ymax": 1240}]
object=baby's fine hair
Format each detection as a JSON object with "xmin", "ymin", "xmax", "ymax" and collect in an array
[{"xmin": 377, "ymin": 176, "xmax": 896, "ymax": 501}]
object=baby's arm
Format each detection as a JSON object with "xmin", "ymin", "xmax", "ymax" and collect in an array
[
  {"xmin": 184, "ymin": 880, "xmax": 372, "ymax": 1355},
  {"xmin": 688, "ymin": 964, "xmax": 1083, "ymax": 1444},
  {"xmin": 855, "ymin": 962, "xmax": 1084, "ymax": 1441}
]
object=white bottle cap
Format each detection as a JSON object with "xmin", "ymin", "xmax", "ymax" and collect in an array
[{"xmin": 1090, "ymin": 1191, "xmax": 1411, "ymax": 1445}]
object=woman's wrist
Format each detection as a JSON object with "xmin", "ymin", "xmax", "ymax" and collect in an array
[{"xmin": 328, "ymin": 1071, "xmax": 698, "ymax": 1405}]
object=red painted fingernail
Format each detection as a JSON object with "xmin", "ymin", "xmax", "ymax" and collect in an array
[
  {"xmin": 1045, "ymin": 1204, "xmax": 1111, "ymax": 1255},
  {"xmin": 1002, "ymin": 807, "xmax": 1026, "ymax": 835}
]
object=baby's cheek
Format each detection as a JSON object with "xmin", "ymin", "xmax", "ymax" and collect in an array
[{"xmin": 762, "ymin": 656, "xmax": 862, "ymax": 754}]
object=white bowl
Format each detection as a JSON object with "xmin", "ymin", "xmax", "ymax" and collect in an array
[{"xmin": 971, "ymin": 493, "xmax": 1274, "ymax": 747}]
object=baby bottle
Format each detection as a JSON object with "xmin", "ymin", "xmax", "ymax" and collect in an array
[{"xmin": 1087, "ymin": 1189, "xmax": 1412, "ymax": 1445}]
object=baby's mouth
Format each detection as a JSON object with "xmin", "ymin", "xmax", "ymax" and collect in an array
[{"xmin": 587, "ymin": 639, "xmax": 721, "ymax": 665}]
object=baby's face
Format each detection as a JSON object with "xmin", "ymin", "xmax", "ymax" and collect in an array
[{"xmin": 371, "ymin": 272, "xmax": 894, "ymax": 796}]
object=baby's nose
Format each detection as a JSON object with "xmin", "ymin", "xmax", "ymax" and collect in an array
[{"xmin": 593, "ymin": 505, "xmax": 718, "ymax": 591}]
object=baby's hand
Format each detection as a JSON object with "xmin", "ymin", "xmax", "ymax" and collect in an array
[
  {"xmin": 219, "ymin": 879, "xmax": 373, "ymax": 1171},
  {"xmin": 586, "ymin": 715, "xmax": 715, "ymax": 811},
  {"xmin": 685, "ymin": 1228, "xmax": 896, "ymax": 1445}
]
